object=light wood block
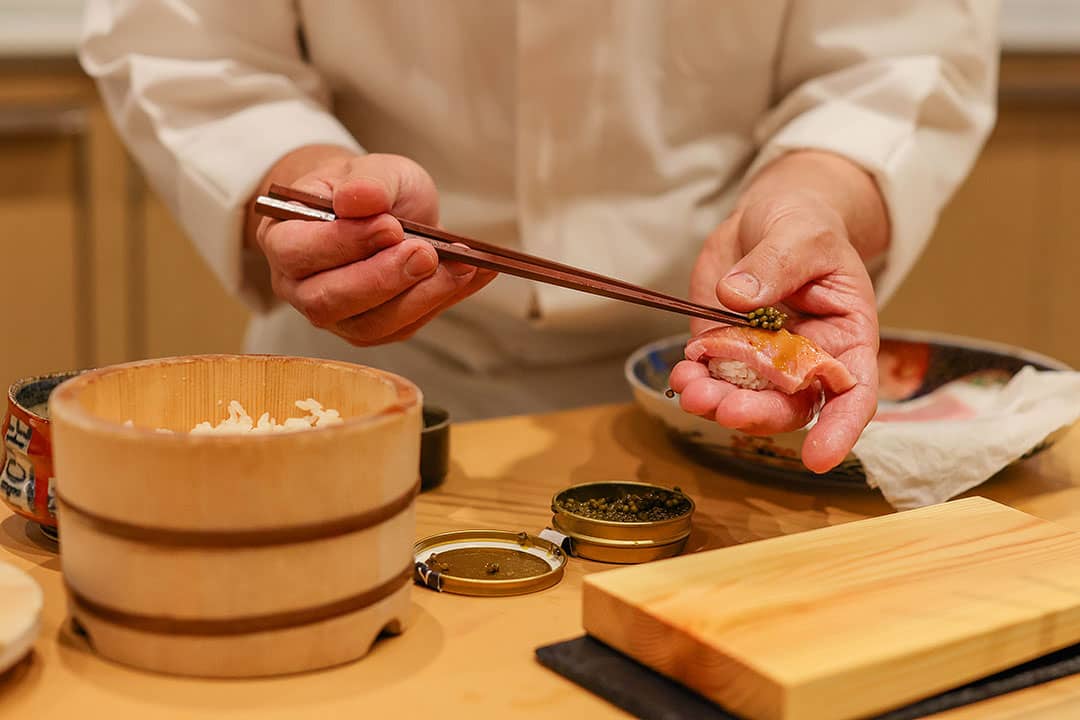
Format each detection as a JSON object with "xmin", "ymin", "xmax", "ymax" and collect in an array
[{"xmin": 583, "ymin": 497, "xmax": 1080, "ymax": 720}]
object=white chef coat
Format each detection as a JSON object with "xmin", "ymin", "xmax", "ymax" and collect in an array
[{"xmin": 79, "ymin": 1, "xmax": 999, "ymax": 419}]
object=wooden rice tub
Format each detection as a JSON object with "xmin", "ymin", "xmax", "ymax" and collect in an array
[{"xmin": 48, "ymin": 355, "xmax": 421, "ymax": 677}]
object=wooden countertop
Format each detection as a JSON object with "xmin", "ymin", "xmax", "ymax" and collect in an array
[{"xmin": 3, "ymin": 403, "xmax": 1080, "ymax": 719}]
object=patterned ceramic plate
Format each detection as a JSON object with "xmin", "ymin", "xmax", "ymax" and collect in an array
[{"xmin": 624, "ymin": 328, "xmax": 1074, "ymax": 487}]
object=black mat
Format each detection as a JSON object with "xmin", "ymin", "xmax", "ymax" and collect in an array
[{"xmin": 536, "ymin": 635, "xmax": 1080, "ymax": 720}]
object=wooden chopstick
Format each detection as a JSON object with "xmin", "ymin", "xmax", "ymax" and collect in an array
[
  {"xmin": 258, "ymin": 184, "xmax": 758, "ymax": 328},
  {"xmin": 263, "ymin": 185, "xmax": 751, "ymax": 325},
  {"xmin": 265, "ymin": 185, "xmax": 704, "ymax": 310}
]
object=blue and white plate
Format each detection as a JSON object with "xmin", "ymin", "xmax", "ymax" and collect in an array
[{"xmin": 624, "ymin": 328, "xmax": 1074, "ymax": 487}]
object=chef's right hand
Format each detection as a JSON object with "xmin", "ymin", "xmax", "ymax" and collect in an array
[{"xmin": 248, "ymin": 147, "xmax": 495, "ymax": 346}]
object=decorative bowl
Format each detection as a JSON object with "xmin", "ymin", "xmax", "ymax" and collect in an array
[
  {"xmin": 2, "ymin": 369, "xmax": 87, "ymax": 531},
  {"xmin": 625, "ymin": 328, "xmax": 1074, "ymax": 487}
]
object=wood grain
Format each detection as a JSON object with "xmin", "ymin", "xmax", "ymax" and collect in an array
[
  {"xmin": 86, "ymin": 102, "xmax": 135, "ymax": 366},
  {"xmin": 2, "ymin": 403, "xmax": 1080, "ymax": 717},
  {"xmin": 583, "ymin": 497, "xmax": 1080, "ymax": 720},
  {"xmin": 140, "ymin": 188, "xmax": 248, "ymax": 359},
  {"xmin": 0, "ymin": 132, "xmax": 80, "ymax": 393},
  {"xmin": 882, "ymin": 98, "xmax": 1080, "ymax": 369}
]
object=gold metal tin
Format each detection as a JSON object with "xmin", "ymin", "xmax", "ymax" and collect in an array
[
  {"xmin": 550, "ymin": 481, "xmax": 695, "ymax": 564},
  {"xmin": 413, "ymin": 529, "xmax": 566, "ymax": 597},
  {"xmin": 550, "ymin": 516, "xmax": 689, "ymax": 564}
]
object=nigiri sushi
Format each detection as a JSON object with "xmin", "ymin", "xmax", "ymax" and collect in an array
[{"xmin": 684, "ymin": 326, "xmax": 856, "ymax": 395}]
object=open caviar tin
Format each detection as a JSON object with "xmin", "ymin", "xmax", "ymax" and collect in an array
[
  {"xmin": 544, "ymin": 481, "xmax": 695, "ymax": 564},
  {"xmin": 413, "ymin": 481, "xmax": 695, "ymax": 596}
]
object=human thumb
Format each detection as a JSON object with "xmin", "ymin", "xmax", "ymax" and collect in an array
[{"xmin": 715, "ymin": 214, "xmax": 840, "ymax": 312}]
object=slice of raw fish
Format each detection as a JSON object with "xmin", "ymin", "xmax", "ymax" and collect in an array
[{"xmin": 684, "ymin": 326, "xmax": 857, "ymax": 395}]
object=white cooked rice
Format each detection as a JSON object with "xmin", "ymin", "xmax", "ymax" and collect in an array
[
  {"xmin": 190, "ymin": 399, "xmax": 342, "ymax": 434},
  {"xmin": 707, "ymin": 359, "xmax": 775, "ymax": 391},
  {"xmin": 126, "ymin": 398, "xmax": 343, "ymax": 434}
]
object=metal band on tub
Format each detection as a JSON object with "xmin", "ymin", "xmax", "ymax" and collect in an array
[
  {"xmin": 54, "ymin": 479, "xmax": 420, "ymax": 547},
  {"xmin": 66, "ymin": 565, "xmax": 412, "ymax": 636}
]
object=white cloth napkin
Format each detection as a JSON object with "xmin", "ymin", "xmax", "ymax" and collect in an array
[{"xmin": 852, "ymin": 367, "xmax": 1080, "ymax": 510}]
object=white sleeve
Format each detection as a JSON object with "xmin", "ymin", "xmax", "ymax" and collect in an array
[
  {"xmin": 79, "ymin": 0, "xmax": 363, "ymax": 309},
  {"xmin": 747, "ymin": 0, "xmax": 1000, "ymax": 307}
]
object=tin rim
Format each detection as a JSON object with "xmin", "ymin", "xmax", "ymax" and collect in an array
[
  {"xmin": 413, "ymin": 529, "xmax": 566, "ymax": 597},
  {"xmin": 551, "ymin": 515, "xmax": 691, "ymax": 550},
  {"xmin": 564, "ymin": 531, "xmax": 690, "ymax": 564}
]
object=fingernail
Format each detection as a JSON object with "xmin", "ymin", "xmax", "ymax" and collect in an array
[
  {"xmin": 722, "ymin": 272, "xmax": 760, "ymax": 299},
  {"xmin": 405, "ymin": 248, "xmax": 437, "ymax": 278},
  {"xmin": 449, "ymin": 262, "xmax": 476, "ymax": 278}
]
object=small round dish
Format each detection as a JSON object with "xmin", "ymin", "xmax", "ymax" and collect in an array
[
  {"xmin": 626, "ymin": 328, "xmax": 1075, "ymax": 487},
  {"xmin": 420, "ymin": 405, "xmax": 450, "ymax": 491},
  {"xmin": 2, "ymin": 369, "xmax": 87, "ymax": 532},
  {"xmin": 550, "ymin": 481, "xmax": 694, "ymax": 564},
  {"xmin": 0, "ymin": 561, "xmax": 43, "ymax": 675},
  {"xmin": 413, "ymin": 529, "xmax": 566, "ymax": 596}
]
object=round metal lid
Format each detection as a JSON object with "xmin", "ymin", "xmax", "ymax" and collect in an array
[{"xmin": 413, "ymin": 529, "xmax": 566, "ymax": 597}]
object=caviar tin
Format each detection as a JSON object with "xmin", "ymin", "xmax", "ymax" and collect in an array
[
  {"xmin": 413, "ymin": 529, "xmax": 567, "ymax": 597},
  {"xmin": 544, "ymin": 481, "xmax": 695, "ymax": 564}
]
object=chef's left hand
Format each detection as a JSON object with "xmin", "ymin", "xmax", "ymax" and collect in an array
[{"xmin": 669, "ymin": 151, "xmax": 888, "ymax": 473}]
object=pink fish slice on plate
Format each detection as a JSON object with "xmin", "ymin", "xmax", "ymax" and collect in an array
[{"xmin": 684, "ymin": 326, "xmax": 857, "ymax": 395}]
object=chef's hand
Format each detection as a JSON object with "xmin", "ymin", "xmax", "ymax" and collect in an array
[
  {"xmin": 245, "ymin": 145, "xmax": 495, "ymax": 345},
  {"xmin": 669, "ymin": 151, "xmax": 888, "ymax": 473}
]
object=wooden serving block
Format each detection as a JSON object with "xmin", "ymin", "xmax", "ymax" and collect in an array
[{"xmin": 582, "ymin": 497, "xmax": 1080, "ymax": 720}]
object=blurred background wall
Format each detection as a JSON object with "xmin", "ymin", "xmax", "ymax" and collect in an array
[{"xmin": 1, "ymin": 0, "xmax": 1079, "ymax": 394}]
